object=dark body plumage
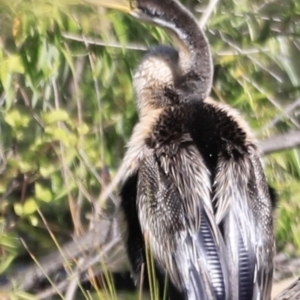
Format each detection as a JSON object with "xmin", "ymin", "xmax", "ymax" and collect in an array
[
  {"xmin": 108, "ymin": 0, "xmax": 275, "ymax": 299},
  {"xmin": 120, "ymin": 96, "xmax": 274, "ymax": 300}
]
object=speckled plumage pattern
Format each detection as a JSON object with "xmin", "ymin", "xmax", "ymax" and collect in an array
[
  {"xmin": 115, "ymin": 0, "xmax": 274, "ymax": 299},
  {"xmin": 120, "ymin": 98, "xmax": 274, "ymax": 300}
]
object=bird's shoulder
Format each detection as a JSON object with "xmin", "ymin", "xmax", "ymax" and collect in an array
[
  {"xmin": 188, "ymin": 97, "xmax": 257, "ymax": 153},
  {"xmin": 145, "ymin": 105, "xmax": 192, "ymax": 151}
]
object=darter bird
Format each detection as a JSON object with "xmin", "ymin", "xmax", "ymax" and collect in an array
[{"xmin": 92, "ymin": 0, "xmax": 275, "ymax": 299}]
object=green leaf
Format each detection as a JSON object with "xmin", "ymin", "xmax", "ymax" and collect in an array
[
  {"xmin": 45, "ymin": 126, "xmax": 77, "ymax": 146},
  {"xmin": 0, "ymin": 254, "xmax": 16, "ymax": 274},
  {"xmin": 0, "ymin": 54, "xmax": 24, "ymax": 74},
  {"xmin": 39, "ymin": 164, "xmax": 56, "ymax": 177},
  {"xmin": 18, "ymin": 160, "xmax": 34, "ymax": 173},
  {"xmin": 77, "ymin": 123, "xmax": 89, "ymax": 135},
  {"xmin": 23, "ymin": 198, "xmax": 38, "ymax": 214},
  {"xmin": 42, "ymin": 109, "xmax": 70, "ymax": 124},
  {"xmin": 14, "ymin": 203, "xmax": 23, "ymax": 216},
  {"xmin": 4, "ymin": 110, "xmax": 30, "ymax": 128},
  {"xmin": 0, "ymin": 233, "xmax": 18, "ymax": 250},
  {"xmin": 35, "ymin": 182, "xmax": 52, "ymax": 202},
  {"xmin": 29, "ymin": 215, "xmax": 39, "ymax": 226},
  {"xmin": 0, "ymin": 183, "xmax": 6, "ymax": 194},
  {"xmin": 11, "ymin": 291, "xmax": 39, "ymax": 300}
]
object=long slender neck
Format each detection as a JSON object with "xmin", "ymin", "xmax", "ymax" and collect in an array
[{"xmin": 153, "ymin": 0, "xmax": 213, "ymax": 98}]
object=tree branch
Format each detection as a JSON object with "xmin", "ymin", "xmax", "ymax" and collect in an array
[
  {"xmin": 274, "ymin": 278, "xmax": 300, "ymax": 300},
  {"xmin": 260, "ymin": 130, "xmax": 300, "ymax": 155},
  {"xmin": 2, "ymin": 217, "xmax": 127, "ymax": 292}
]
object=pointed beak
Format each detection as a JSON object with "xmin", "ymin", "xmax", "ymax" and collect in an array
[{"xmin": 82, "ymin": 0, "xmax": 132, "ymax": 13}]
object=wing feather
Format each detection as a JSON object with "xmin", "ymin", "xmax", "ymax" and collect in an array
[
  {"xmin": 137, "ymin": 147, "xmax": 229, "ymax": 299},
  {"xmin": 213, "ymin": 145, "xmax": 274, "ymax": 300}
]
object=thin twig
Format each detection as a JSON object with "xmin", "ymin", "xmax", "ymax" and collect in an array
[
  {"xmin": 52, "ymin": 77, "xmax": 84, "ymax": 235},
  {"xmin": 219, "ymin": 32, "xmax": 283, "ymax": 83},
  {"xmin": 63, "ymin": 31, "xmax": 271, "ymax": 57},
  {"xmin": 64, "ymin": 258, "xmax": 82, "ymax": 300},
  {"xmin": 72, "ymin": 51, "xmax": 85, "ymax": 232},
  {"xmin": 3, "ymin": 217, "xmax": 125, "ymax": 292},
  {"xmin": 34, "ymin": 236, "xmax": 125, "ymax": 299},
  {"xmin": 62, "ymin": 32, "xmax": 148, "ymax": 51},
  {"xmin": 259, "ymin": 98, "xmax": 300, "ymax": 134},
  {"xmin": 82, "ymin": 32, "xmax": 107, "ymax": 228},
  {"xmin": 19, "ymin": 238, "xmax": 65, "ymax": 299},
  {"xmin": 216, "ymin": 47, "xmax": 270, "ymax": 56},
  {"xmin": 240, "ymin": 74, "xmax": 300, "ymax": 129},
  {"xmin": 199, "ymin": 0, "xmax": 222, "ymax": 28}
]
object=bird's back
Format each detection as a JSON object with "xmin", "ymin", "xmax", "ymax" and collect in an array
[{"xmin": 134, "ymin": 98, "xmax": 274, "ymax": 300}]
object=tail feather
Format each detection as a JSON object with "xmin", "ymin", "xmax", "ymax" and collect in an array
[
  {"xmin": 238, "ymin": 232, "xmax": 255, "ymax": 300},
  {"xmin": 175, "ymin": 209, "xmax": 228, "ymax": 300},
  {"xmin": 187, "ymin": 262, "xmax": 210, "ymax": 300},
  {"xmin": 223, "ymin": 209, "xmax": 258, "ymax": 300},
  {"xmin": 199, "ymin": 211, "xmax": 227, "ymax": 299}
]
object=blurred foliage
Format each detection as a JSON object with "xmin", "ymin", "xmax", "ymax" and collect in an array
[{"xmin": 0, "ymin": 0, "xmax": 300, "ymax": 296}]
